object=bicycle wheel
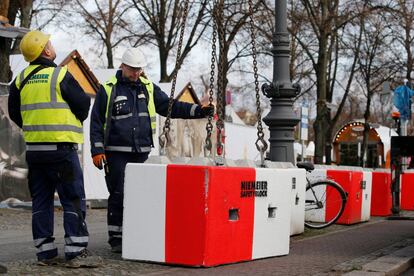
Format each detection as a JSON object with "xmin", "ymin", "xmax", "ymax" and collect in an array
[{"xmin": 305, "ymin": 180, "xmax": 347, "ymax": 229}]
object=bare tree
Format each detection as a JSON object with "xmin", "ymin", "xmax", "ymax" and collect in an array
[
  {"xmin": 246, "ymin": 0, "xmax": 317, "ymax": 98},
  {"xmin": 130, "ymin": 0, "xmax": 209, "ymax": 82},
  {"xmin": 70, "ymin": 0, "xmax": 139, "ymax": 68},
  {"xmin": 211, "ymin": 0, "xmax": 265, "ymax": 118},
  {"xmin": 9, "ymin": 1, "xmax": 70, "ymax": 54},
  {"xmin": 387, "ymin": 0, "xmax": 414, "ymax": 82},
  {"xmin": 354, "ymin": 9, "xmax": 396, "ymax": 167},
  {"xmin": 288, "ymin": 0, "xmax": 381, "ymax": 164},
  {"xmin": 30, "ymin": 0, "xmax": 71, "ymax": 31}
]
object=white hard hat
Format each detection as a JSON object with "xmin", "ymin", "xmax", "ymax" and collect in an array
[{"xmin": 121, "ymin": 48, "xmax": 147, "ymax": 68}]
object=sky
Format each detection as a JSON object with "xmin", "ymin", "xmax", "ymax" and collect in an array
[{"xmin": 42, "ymin": 24, "xmax": 274, "ymax": 114}]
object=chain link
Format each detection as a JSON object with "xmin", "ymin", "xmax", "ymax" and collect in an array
[
  {"xmin": 159, "ymin": 0, "xmax": 190, "ymax": 155},
  {"xmin": 204, "ymin": 1, "xmax": 218, "ymax": 157},
  {"xmin": 248, "ymin": 0, "xmax": 268, "ymax": 166},
  {"xmin": 215, "ymin": 0, "xmax": 225, "ymax": 159}
]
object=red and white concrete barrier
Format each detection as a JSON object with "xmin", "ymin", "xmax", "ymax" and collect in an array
[
  {"xmin": 289, "ymin": 169, "xmax": 306, "ymax": 236},
  {"xmin": 122, "ymin": 163, "xmax": 305, "ymax": 266},
  {"xmin": 306, "ymin": 168, "xmax": 372, "ymax": 225},
  {"xmin": 401, "ymin": 170, "xmax": 414, "ymax": 211},
  {"xmin": 361, "ymin": 171, "xmax": 373, "ymax": 222},
  {"xmin": 370, "ymin": 170, "xmax": 392, "ymax": 216}
]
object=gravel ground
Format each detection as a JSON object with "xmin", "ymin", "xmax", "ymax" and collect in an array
[
  {"xmin": 0, "ymin": 208, "xmax": 32, "ymax": 231},
  {"xmin": 0, "ymin": 207, "xmax": 107, "ymax": 231},
  {"xmin": 1, "ymin": 207, "xmax": 412, "ymax": 275},
  {"xmin": 0, "ymin": 207, "xmax": 178, "ymax": 275}
]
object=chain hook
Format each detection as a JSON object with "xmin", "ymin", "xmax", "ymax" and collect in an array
[
  {"xmin": 204, "ymin": 0, "xmax": 218, "ymax": 158},
  {"xmin": 248, "ymin": 0, "xmax": 268, "ymax": 166},
  {"xmin": 255, "ymin": 134, "xmax": 268, "ymax": 167},
  {"xmin": 214, "ymin": 0, "xmax": 226, "ymax": 165},
  {"xmin": 158, "ymin": 0, "xmax": 190, "ymax": 156}
]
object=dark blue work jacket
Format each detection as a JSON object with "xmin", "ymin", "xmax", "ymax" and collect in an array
[{"xmin": 90, "ymin": 70, "xmax": 204, "ymax": 156}]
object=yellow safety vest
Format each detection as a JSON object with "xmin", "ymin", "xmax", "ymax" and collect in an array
[
  {"xmin": 102, "ymin": 76, "xmax": 157, "ymax": 138},
  {"xmin": 16, "ymin": 65, "xmax": 83, "ymax": 143}
]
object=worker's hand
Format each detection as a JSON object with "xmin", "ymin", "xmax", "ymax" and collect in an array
[
  {"xmin": 200, "ymin": 104, "xmax": 215, "ymax": 117},
  {"xmin": 92, "ymin": 153, "xmax": 106, "ymax": 170}
]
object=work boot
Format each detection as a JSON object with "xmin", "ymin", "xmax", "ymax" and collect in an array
[
  {"xmin": 0, "ymin": 264, "xmax": 7, "ymax": 274},
  {"xmin": 36, "ymin": 256, "xmax": 65, "ymax": 266},
  {"xmin": 111, "ymin": 244, "xmax": 122, "ymax": 253},
  {"xmin": 65, "ymin": 249, "xmax": 102, "ymax": 268}
]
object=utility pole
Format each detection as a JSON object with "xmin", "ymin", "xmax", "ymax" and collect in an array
[{"xmin": 262, "ymin": 0, "xmax": 300, "ymax": 163}]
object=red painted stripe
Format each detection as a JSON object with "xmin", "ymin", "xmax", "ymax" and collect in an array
[
  {"xmin": 165, "ymin": 164, "xmax": 207, "ymax": 266},
  {"xmin": 204, "ymin": 167, "xmax": 255, "ymax": 266},
  {"xmin": 401, "ymin": 173, "xmax": 414, "ymax": 211},
  {"xmin": 165, "ymin": 165, "xmax": 255, "ymax": 266},
  {"xmin": 327, "ymin": 170, "xmax": 363, "ymax": 225},
  {"xmin": 324, "ymin": 181, "xmax": 344, "ymax": 223},
  {"xmin": 371, "ymin": 172, "xmax": 392, "ymax": 216}
]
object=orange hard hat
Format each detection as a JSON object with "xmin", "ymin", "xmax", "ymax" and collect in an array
[{"xmin": 391, "ymin": 111, "xmax": 400, "ymax": 119}]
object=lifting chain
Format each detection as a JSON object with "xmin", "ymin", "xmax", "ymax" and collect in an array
[
  {"xmin": 204, "ymin": 1, "xmax": 218, "ymax": 157},
  {"xmin": 159, "ymin": 0, "xmax": 190, "ymax": 155},
  {"xmin": 248, "ymin": 0, "xmax": 268, "ymax": 167},
  {"xmin": 215, "ymin": 0, "xmax": 225, "ymax": 164}
]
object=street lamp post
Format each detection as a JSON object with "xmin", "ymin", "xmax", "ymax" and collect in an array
[{"xmin": 262, "ymin": 0, "xmax": 300, "ymax": 163}]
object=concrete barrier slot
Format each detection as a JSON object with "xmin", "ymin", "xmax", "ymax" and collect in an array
[
  {"xmin": 268, "ymin": 206, "xmax": 277, "ymax": 218},
  {"xmin": 229, "ymin": 208, "xmax": 239, "ymax": 221}
]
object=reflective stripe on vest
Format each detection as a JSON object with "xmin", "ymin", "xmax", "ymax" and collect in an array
[
  {"xmin": 102, "ymin": 76, "xmax": 156, "ymax": 150},
  {"xmin": 16, "ymin": 65, "xmax": 83, "ymax": 143}
]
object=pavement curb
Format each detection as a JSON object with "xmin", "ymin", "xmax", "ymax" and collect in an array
[{"xmin": 343, "ymin": 244, "xmax": 414, "ymax": 276}]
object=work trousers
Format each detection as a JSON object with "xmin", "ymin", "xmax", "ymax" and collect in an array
[
  {"xmin": 104, "ymin": 151, "xmax": 149, "ymax": 247},
  {"xmin": 26, "ymin": 148, "xmax": 89, "ymax": 260}
]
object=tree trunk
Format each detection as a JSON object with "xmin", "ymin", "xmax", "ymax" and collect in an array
[
  {"xmin": 19, "ymin": 0, "xmax": 32, "ymax": 28},
  {"xmin": 360, "ymin": 92, "xmax": 372, "ymax": 167},
  {"xmin": 313, "ymin": 105, "xmax": 329, "ymax": 164},
  {"xmin": 325, "ymin": 120, "xmax": 333, "ymax": 165},
  {"xmin": 313, "ymin": 27, "xmax": 329, "ymax": 164},
  {"xmin": 0, "ymin": 0, "xmax": 9, "ymax": 16},
  {"xmin": 217, "ymin": 48, "xmax": 229, "ymax": 120},
  {"xmin": 0, "ymin": 0, "xmax": 34, "ymax": 82},
  {"xmin": 106, "ymin": 41, "xmax": 114, "ymax": 69},
  {"xmin": 0, "ymin": 38, "xmax": 12, "ymax": 83},
  {"xmin": 159, "ymin": 44, "xmax": 169, "ymax": 82},
  {"xmin": 313, "ymin": 74, "xmax": 329, "ymax": 164},
  {"xmin": 10, "ymin": 0, "xmax": 32, "ymax": 54},
  {"xmin": 0, "ymin": 0, "xmax": 11, "ymax": 83},
  {"xmin": 360, "ymin": 122, "xmax": 370, "ymax": 167}
]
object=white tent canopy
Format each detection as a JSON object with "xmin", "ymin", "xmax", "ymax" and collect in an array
[
  {"xmin": 305, "ymin": 141, "xmax": 315, "ymax": 157},
  {"xmin": 375, "ymin": 125, "xmax": 398, "ymax": 155}
]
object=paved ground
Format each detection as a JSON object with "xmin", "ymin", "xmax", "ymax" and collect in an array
[{"xmin": 1, "ymin": 208, "xmax": 414, "ymax": 275}]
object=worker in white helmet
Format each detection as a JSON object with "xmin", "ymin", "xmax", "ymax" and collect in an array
[{"xmin": 90, "ymin": 47, "xmax": 214, "ymax": 253}]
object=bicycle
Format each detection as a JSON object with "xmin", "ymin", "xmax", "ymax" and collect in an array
[{"xmin": 296, "ymin": 162, "xmax": 348, "ymax": 229}]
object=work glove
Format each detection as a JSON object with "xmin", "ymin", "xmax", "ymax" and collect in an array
[
  {"xmin": 200, "ymin": 104, "xmax": 215, "ymax": 117},
  {"xmin": 92, "ymin": 153, "xmax": 106, "ymax": 170}
]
